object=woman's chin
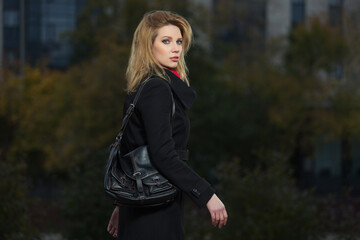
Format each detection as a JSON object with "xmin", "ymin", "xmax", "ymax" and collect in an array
[{"xmin": 162, "ymin": 63, "xmax": 178, "ymax": 69}]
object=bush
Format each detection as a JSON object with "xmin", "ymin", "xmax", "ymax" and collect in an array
[
  {"xmin": 186, "ymin": 155, "xmax": 322, "ymax": 240},
  {"xmin": 62, "ymin": 150, "xmax": 114, "ymax": 240},
  {"xmin": 0, "ymin": 160, "xmax": 38, "ymax": 240}
]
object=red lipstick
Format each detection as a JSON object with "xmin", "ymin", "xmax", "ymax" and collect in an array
[{"xmin": 170, "ymin": 57, "xmax": 179, "ymax": 62}]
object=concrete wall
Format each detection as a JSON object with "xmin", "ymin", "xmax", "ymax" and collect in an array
[
  {"xmin": 306, "ymin": 0, "xmax": 327, "ymax": 22},
  {"xmin": 344, "ymin": 0, "xmax": 360, "ymax": 11},
  {"xmin": 266, "ymin": 0, "xmax": 291, "ymax": 39},
  {"xmin": 266, "ymin": 0, "xmax": 360, "ymax": 39}
]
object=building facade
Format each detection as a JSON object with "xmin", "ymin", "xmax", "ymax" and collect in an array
[
  {"xmin": 2, "ymin": 0, "xmax": 86, "ymax": 70},
  {"xmin": 266, "ymin": 0, "xmax": 360, "ymax": 40}
]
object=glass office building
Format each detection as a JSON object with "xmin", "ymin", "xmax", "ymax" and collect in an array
[{"xmin": 3, "ymin": 0, "xmax": 86, "ymax": 69}]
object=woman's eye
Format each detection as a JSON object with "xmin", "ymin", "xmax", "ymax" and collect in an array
[
  {"xmin": 176, "ymin": 40, "xmax": 183, "ymax": 45},
  {"xmin": 162, "ymin": 39, "xmax": 170, "ymax": 44}
]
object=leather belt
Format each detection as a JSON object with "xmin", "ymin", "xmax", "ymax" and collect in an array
[{"xmin": 176, "ymin": 149, "xmax": 189, "ymax": 161}]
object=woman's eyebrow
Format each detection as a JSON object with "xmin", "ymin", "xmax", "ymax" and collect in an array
[{"xmin": 160, "ymin": 36, "xmax": 182, "ymax": 39}]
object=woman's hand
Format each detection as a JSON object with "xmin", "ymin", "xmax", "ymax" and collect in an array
[
  {"xmin": 206, "ymin": 194, "xmax": 228, "ymax": 229},
  {"xmin": 107, "ymin": 206, "xmax": 119, "ymax": 238}
]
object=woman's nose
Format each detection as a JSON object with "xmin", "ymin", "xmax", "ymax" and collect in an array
[{"xmin": 171, "ymin": 43, "xmax": 180, "ymax": 52}]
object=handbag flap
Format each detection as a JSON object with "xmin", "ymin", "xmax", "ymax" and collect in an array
[
  {"xmin": 120, "ymin": 145, "xmax": 158, "ymax": 180},
  {"xmin": 142, "ymin": 174, "xmax": 169, "ymax": 185}
]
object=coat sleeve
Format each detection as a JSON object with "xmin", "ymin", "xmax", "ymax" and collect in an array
[{"xmin": 137, "ymin": 78, "xmax": 215, "ymax": 208}]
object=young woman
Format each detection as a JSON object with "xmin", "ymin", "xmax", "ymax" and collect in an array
[{"xmin": 107, "ymin": 10, "xmax": 228, "ymax": 240}]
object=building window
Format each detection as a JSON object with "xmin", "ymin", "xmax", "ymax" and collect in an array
[
  {"xmin": 4, "ymin": 10, "xmax": 19, "ymax": 27},
  {"xmin": 291, "ymin": 0, "xmax": 305, "ymax": 28},
  {"xmin": 329, "ymin": 0, "xmax": 343, "ymax": 25},
  {"xmin": 28, "ymin": 25, "xmax": 40, "ymax": 42},
  {"xmin": 4, "ymin": 28, "xmax": 19, "ymax": 48},
  {"xmin": 7, "ymin": 51, "xmax": 16, "ymax": 68},
  {"xmin": 45, "ymin": 24, "xmax": 56, "ymax": 43},
  {"xmin": 314, "ymin": 140, "xmax": 342, "ymax": 177}
]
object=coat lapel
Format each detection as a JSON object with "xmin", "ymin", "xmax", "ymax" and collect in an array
[{"xmin": 164, "ymin": 69, "xmax": 197, "ymax": 110}]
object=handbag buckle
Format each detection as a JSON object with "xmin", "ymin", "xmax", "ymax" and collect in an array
[
  {"xmin": 153, "ymin": 176, "xmax": 161, "ymax": 186},
  {"xmin": 127, "ymin": 104, "xmax": 135, "ymax": 114}
]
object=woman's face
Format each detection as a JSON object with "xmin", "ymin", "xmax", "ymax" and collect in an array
[{"xmin": 152, "ymin": 24, "xmax": 183, "ymax": 69}]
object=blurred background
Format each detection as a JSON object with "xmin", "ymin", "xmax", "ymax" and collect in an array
[{"xmin": 1, "ymin": 0, "xmax": 360, "ymax": 239}]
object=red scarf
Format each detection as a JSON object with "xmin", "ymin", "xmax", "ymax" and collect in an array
[{"xmin": 168, "ymin": 68, "xmax": 181, "ymax": 78}]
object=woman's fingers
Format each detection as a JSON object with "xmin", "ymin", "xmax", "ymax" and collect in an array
[
  {"xmin": 216, "ymin": 211, "xmax": 224, "ymax": 228},
  {"xmin": 107, "ymin": 224, "xmax": 112, "ymax": 233},
  {"xmin": 221, "ymin": 208, "xmax": 228, "ymax": 228},
  {"xmin": 218, "ymin": 214, "xmax": 224, "ymax": 228},
  {"xmin": 108, "ymin": 225, "xmax": 118, "ymax": 238},
  {"xmin": 212, "ymin": 211, "xmax": 221, "ymax": 228},
  {"xmin": 206, "ymin": 194, "xmax": 228, "ymax": 229},
  {"xmin": 223, "ymin": 209, "xmax": 228, "ymax": 226},
  {"xmin": 108, "ymin": 224, "xmax": 114, "ymax": 235},
  {"xmin": 219, "ymin": 210, "xmax": 227, "ymax": 228},
  {"xmin": 210, "ymin": 211, "xmax": 216, "ymax": 226},
  {"xmin": 216, "ymin": 211, "xmax": 221, "ymax": 227},
  {"xmin": 108, "ymin": 222, "xmax": 118, "ymax": 238},
  {"xmin": 107, "ymin": 207, "xmax": 119, "ymax": 238},
  {"xmin": 216, "ymin": 208, "xmax": 228, "ymax": 229}
]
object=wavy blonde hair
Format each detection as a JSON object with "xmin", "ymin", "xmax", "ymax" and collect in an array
[{"xmin": 126, "ymin": 10, "xmax": 193, "ymax": 92}]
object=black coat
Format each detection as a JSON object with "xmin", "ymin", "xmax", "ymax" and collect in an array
[{"xmin": 117, "ymin": 69, "xmax": 215, "ymax": 240}]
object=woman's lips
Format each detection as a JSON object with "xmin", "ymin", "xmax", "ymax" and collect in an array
[{"xmin": 170, "ymin": 57, "xmax": 179, "ymax": 62}]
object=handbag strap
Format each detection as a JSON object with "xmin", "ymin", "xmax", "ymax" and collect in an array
[{"xmin": 115, "ymin": 78, "xmax": 175, "ymax": 143}]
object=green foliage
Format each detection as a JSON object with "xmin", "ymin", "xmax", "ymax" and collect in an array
[
  {"xmin": 316, "ymin": 195, "xmax": 360, "ymax": 239},
  {"xmin": 188, "ymin": 51, "xmax": 305, "ymax": 173},
  {"xmin": 185, "ymin": 156, "xmax": 321, "ymax": 240},
  {"xmin": 62, "ymin": 150, "xmax": 113, "ymax": 240},
  {"xmin": 0, "ymin": 69, "xmax": 39, "ymax": 239},
  {"xmin": 187, "ymin": 156, "xmax": 360, "ymax": 240},
  {"xmin": 68, "ymin": 0, "xmax": 125, "ymax": 63},
  {"xmin": 215, "ymin": 157, "xmax": 320, "ymax": 240},
  {"xmin": 0, "ymin": 161, "xmax": 38, "ymax": 240},
  {"xmin": 286, "ymin": 18, "xmax": 348, "ymax": 77}
]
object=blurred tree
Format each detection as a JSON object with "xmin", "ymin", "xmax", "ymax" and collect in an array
[
  {"xmin": 62, "ymin": 150, "xmax": 112, "ymax": 240},
  {"xmin": 212, "ymin": 0, "xmax": 266, "ymax": 65},
  {"xmin": 285, "ymin": 18, "xmax": 348, "ymax": 77},
  {"xmin": 186, "ymin": 154, "xmax": 360, "ymax": 240},
  {"xmin": 284, "ymin": 18, "xmax": 360, "ymax": 185},
  {"xmin": 68, "ymin": 0, "xmax": 128, "ymax": 63},
  {"xmin": 344, "ymin": 8, "xmax": 360, "ymax": 86},
  {"xmin": 212, "ymin": 156, "xmax": 321, "ymax": 240},
  {"xmin": 0, "ymin": 161, "xmax": 38, "ymax": 240},
  {"xmin": 0, "ymin": 70, "xmax": 39, "ymax": 239},
  {"xmin": 188, "ymin": 45, "xmax": 305, "ymax": 176}
]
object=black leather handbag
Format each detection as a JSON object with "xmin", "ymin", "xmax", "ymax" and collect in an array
[{"xmin": 104, "ymin": 79, "xmax": 179, "ymax": 207}]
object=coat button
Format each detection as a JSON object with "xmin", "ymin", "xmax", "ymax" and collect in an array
[{"xmin": 192, "ymin": 188, "xmax": 201, "ymax": 198}]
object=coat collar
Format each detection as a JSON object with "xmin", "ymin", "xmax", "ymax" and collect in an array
[{"xmin": 164, "ymin": 68, "xmax": 197, "ymax": 110}]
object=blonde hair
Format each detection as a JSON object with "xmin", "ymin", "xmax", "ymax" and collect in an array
[{"xmin": 125, "ymin": 10, "xmax": 193, "ymax": 92}]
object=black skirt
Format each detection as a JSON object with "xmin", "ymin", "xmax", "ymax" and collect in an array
[{"xmin": 117, "ymin": 191, "xmax": 185, "ymax": 240}]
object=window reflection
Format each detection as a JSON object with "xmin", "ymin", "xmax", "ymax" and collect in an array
[{"xmin": 291, "ymin": 0, "xmax": 305, "ymax": 28}]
